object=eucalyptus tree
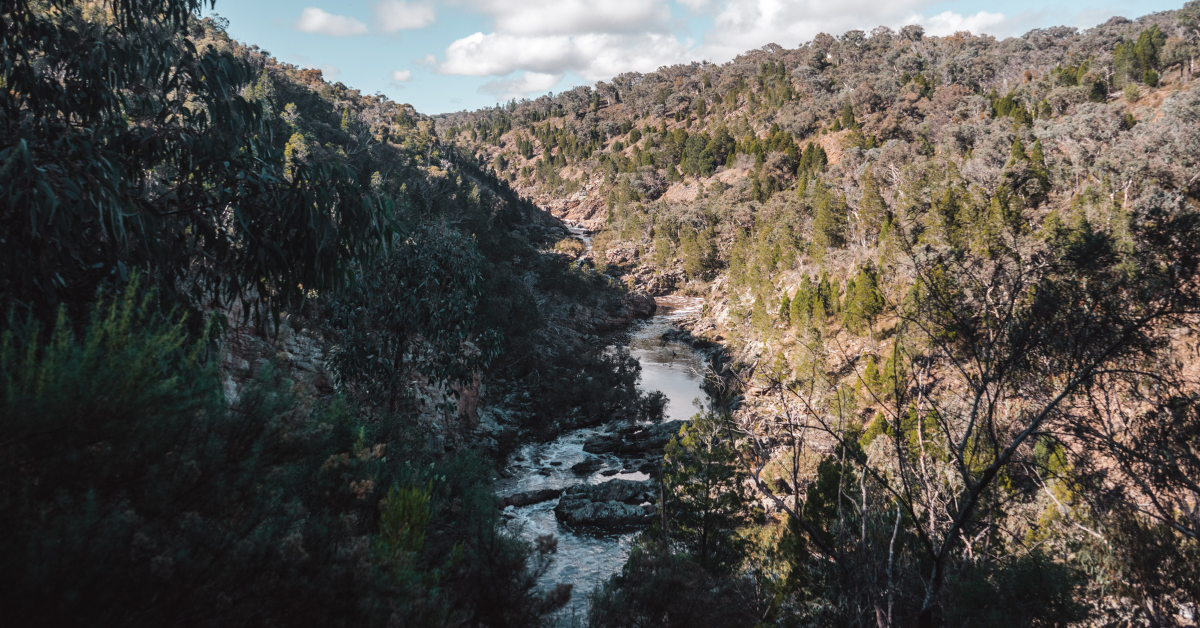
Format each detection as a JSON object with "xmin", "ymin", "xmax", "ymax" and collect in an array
[
  {"xmin": 725, "ymin": 186, "xmax": 1200, "ymax": 625},
  {"xmin": 0, "ymin": 0, "xmax": 386, "ymax": 326}
]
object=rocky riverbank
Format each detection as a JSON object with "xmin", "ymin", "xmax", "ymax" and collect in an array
[{"xmin": 492, "ymin": 296, "xmax": 710, "ymax": 622}]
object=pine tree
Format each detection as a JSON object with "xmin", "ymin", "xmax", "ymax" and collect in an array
[
  {"xmin": 244, "ymin": 68, "xmax": 277, "ymax": 115},
  {"xmin": 858, "ymin": 355, "xmax": 883, "ymax": 405},
  {"xmin": 880, "ymin": 342, "xmax": 906, "ymax": 400},
  {"xmin": 662, "ymin": 414, "xmax": 752, "ymax": 574},
  {"xmin": 841, "ymin": 103, "xmax": 858, "ymax": 130},
  {"xmin": 859, "ymin": 171, "xmax": 888, "ymax": 244},
  {"xmin": 1009, "ymin": 134, "xmax": 1029, "ymax": 166},
  {"xmin": 779, "ymin": 292, "xmax": 792, "ymax": 325},
  {"xmin": 791, "ymin": 275, "xmax": 812, "ymax": 327},
  {"xmin": 817, "ymin": 271, "xmax": 833, "ymax": 318},
  {"xmin": 811, "ymin": 183, "xmax": 847, "ymax": 255},
  {"xmin": 842, "ymin": 275, "xmax": 857, "ymax": 317},
  {"xmin": 853, "ymin": 265, "xmax": 885, "ymax": 336},
  {"xmin": 1030, "ymin": 139, "xmax": 1046, "ymax": 171}
]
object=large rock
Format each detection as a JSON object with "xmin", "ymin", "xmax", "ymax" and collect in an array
[
  {"xmin": 619, "ymin": 420, "xmax": 687, "ymax": 453},
  {"xmin": 582, "ymin": 434, "xmax": 621, "ymax": 454},
  {"xmin": 606, "ymin": 247, "xmax": 638, "ymax": 266},
  {"xmin": 571, "ymin": 458, "xmax": 604, "ymax": 475},
  {"xmin": 501, "ymin": 488, "xmax": 564, "ymax": 508},
  {"xmin": 622, "ymin": 291, "xmax": 658, "ymax": 319},
  {"xmin": 554, "ymin": 479, "xmax": 658, "ymax": 527},
  {"xmin": 583, "ymin": 420, "xmax": 687, "ymax": 456}
]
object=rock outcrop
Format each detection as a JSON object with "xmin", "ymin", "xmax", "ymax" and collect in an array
[
  {"xmin": 622, "ymin": 291, "xmax": 657, "ymax": 319},
  {"xmin": 626, "ymin": 266, "xmax": 686, "ymax": 296},
  {"xmin": 581, "ymin": 420, "xmax": 687, "ymax": 455},
  {"xmin": 570, "ymin": 458, "xmax": 604, "ymax": 474},
  {"xmin": 554, "ymin": 479, "xmax": 658, "ymax": 527},
  {"xmin": 501, "ymin": 488, "xmax": 565, "ymax": 508}
]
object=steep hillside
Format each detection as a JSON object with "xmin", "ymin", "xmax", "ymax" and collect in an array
[
  {"xmin": 0, "ymin": 3, "xmax": 657, "ymax": 626},
  {"xmin": 4, "ymin": 0, "xmax": 1200, "ymax": 626},
  {"xmin": 440, "ymin": 5, "xmax": 1200, "ymax": 626}
]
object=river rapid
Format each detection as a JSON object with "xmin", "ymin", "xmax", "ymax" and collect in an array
[{"xmin": 495, "ymin": 239, "xmax": 709, "ymax": 623}]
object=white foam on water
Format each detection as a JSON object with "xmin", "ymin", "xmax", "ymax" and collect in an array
[{"xmin": 496, "ymin": 298, "xmax": 709, "ymax": 625}]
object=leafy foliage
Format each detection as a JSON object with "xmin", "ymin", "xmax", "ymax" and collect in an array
[
  {"xmin": 0, "ymin": 0, "xmax": 386, "ymax": 325},
  {"xmin": 0, "ymin": 282, "xmax": 566, "ymax": 627},
  {"xmin": 326, "ymin": 223, "xmax": 500, "ymax": 410}
]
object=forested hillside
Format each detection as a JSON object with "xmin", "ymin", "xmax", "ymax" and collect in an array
[
  {"xmin": 5, "ymin": 0, "xmax": 1200, "ymax": 625},
  {"xmin": 0, "ymin": 1, "xmax": 658, "ymax": 626},
  {"xmin": 439, "ymin": 4, "xmax": 1200, "ymax": 626}
]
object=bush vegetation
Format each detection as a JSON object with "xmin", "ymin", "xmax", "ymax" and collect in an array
[{"xmin": 442, "ymin": 3, "xmax": 1200, "ymax": 626}]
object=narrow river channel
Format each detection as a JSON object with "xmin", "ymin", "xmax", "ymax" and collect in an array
[{"xmin": 495, "ymin": 226, "xmax": 710, "ymax": 624}]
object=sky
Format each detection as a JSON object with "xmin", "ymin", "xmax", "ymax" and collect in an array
[{"xmin": 206, "ymin": 0, "xmax": 1184, "ymax": 114}]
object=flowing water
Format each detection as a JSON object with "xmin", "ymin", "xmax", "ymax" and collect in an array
[{"xmin": 497, "ymin": 223, "xmax": 708, "ymax": 624}]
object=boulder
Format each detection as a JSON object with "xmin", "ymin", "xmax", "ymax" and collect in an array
[
  {"xmin": 622, "ymin": 291, "xmax": 658, "ymax": 319},
  {"xmin": 617, "ymin": 420, "xmax": 687, "ymax": 454},
  {"xmin": 582, "ymin": 434, "xmax": 620, "ymax": 454},
  {"xmin": 583, "ymin": 420, "xmax": 687, "ymax": 457},
  {"xmin": 605, "ymin": 247, "xmax": 637, "ymax": 266},
  {"xmin": 570, "ymin": 458, "xmax": 604, "ymax": 475},
  {"xmin": 501, "ymin": 488, "xmax": 565, "ymax": 508},
  {"xmin": 636, "ymin": 460, "xmax": 661, "ymax": 475},
  {"xmin": 554, "ymin": 479, "xmax": 658, "ymax": 527}
]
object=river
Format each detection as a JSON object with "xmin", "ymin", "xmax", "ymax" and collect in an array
[{"xmin": 495, "ymin": 231, "xmax": 709, "ymax": 624}]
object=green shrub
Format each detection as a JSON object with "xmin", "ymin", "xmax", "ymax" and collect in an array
[
  {"xmin": 0, "ymin": 283, "xmax": 563, "ymax": 627},
  {"xmin": 1124, "ymin": 83, "xmax": 1140, "ymax": 102}
]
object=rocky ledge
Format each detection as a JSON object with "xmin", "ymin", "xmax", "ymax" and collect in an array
[
  {"xmin": 582, "ymin": 420, "xmax": 686, "ymax": 455},
  {"xmin": 500, "ymin": 488, "xmax": 565, "ymax": 508},
  {"xmin": 554, "ymin": 479, "xmax": 658, "ymax": 527}
]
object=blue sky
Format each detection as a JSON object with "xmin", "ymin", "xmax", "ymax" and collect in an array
[{"xmin": 207, "ymin": 0, "xmax": 1183, "ymax": 114}]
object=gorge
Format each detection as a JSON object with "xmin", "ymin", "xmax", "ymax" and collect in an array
[{"xmin": 3, "ymin": 1, "xmax": 1200, "ymax": 627}]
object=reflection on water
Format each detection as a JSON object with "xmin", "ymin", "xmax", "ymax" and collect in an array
[
  {"xmin": 629, "ymin": 297, "xmax": 706, "ymax": 423},
  {"xmin": 496, "ymin": 295, "xmax": 707, "ymax": 625}
]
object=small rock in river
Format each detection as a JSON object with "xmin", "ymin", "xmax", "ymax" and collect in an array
[
  {"xmin": 571, "ymin": 459, "xmax": 603, "ymax": 474},
  {"xmin": 582, "ymin": 434, "xmax": 620, "ymax": 454},
  {"xmin": 502, "ymin": 488, "xmax": 565, "ymax": 508}
]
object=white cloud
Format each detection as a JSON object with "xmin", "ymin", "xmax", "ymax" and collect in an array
[
  {"xmin": 912, "ymin": 10, "xmax": 1008, "ymax": 37},
  {"xmin": 436, "ymin": 0, "xmax": 954, "ymax": 86},
  {"xmin": 690, "ymin": 0, "xmax": 939, "ymax": 62},
  {"xmin": 294, "ymin": 7, "xmax": 368, "ymax": 37},
  {"xmin": 391, "ymin": 69, "xmax": 413, "ymax": 81},
  {"xmin": 373, "ymin": 0, "xmax": 435, "ymax": 32},
  {"xmin": 479, "ymin": 71, "xmax": 563, "ymax": 100},
  {"xmin": 320, "ymin": 64, "xmax": 342, "ymax": 79},
  {"xmin": 440, "ymin": 31, "xmax": 690, "ymax": 81},
  {"xmin": 462, "ymin": 0, "xmax": 672, "ymax": 36},
  {"xmin": 432, "ymin": 0, "xmax": 1037, "ymax": 99}
]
